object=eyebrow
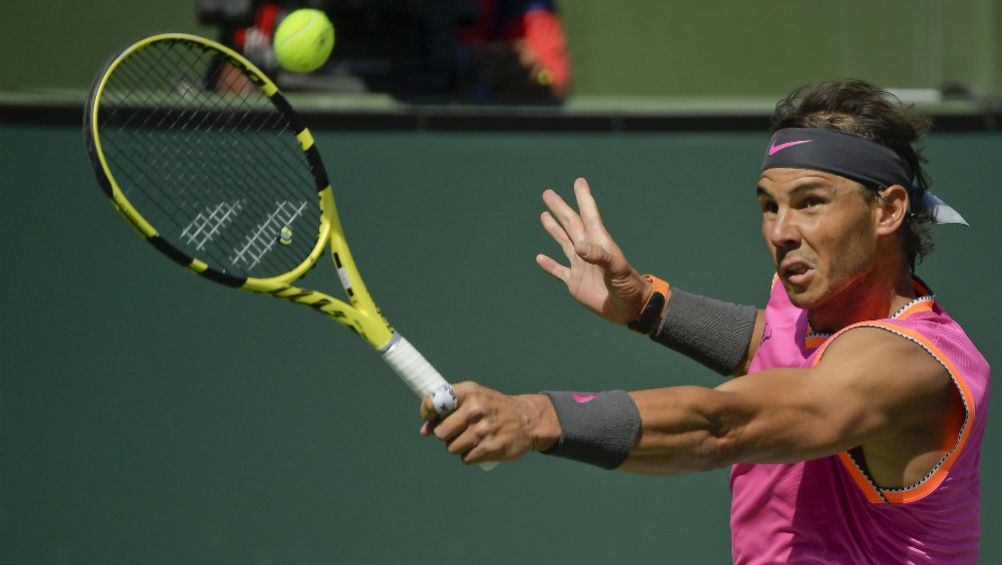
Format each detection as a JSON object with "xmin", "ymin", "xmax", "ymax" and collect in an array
[{"xmin": 756, "ymin": 181, "xmax": 834, "ymax": 199}]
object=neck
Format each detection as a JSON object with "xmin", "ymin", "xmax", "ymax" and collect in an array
[{"xmin": 807, "ymin": 258, "xmax": 915, "ymax": 333}]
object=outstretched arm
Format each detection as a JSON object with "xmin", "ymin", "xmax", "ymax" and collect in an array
[
  {"xmin": 622, "ymin": 328, "xmax": 954, "ymax": 479},
  {"xmin": 422, "ymin": 328, "xmax": 954, "ymax": 487}
]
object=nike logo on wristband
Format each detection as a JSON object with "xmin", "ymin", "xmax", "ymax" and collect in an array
[
  {"xmin": 572, "ymin": 393, "xmax": 600, "ymax": 404},
  {"xmin": 768, "ymin": 139, "xmax": 812, "ymax": 155}
]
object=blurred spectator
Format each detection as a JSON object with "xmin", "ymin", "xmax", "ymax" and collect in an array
[
  {"xmin": 198, "ymin": 0, "xmax": 572, "ymax": 100},
  {"xmin": 457, "ymin": 0, "xmax": 572, "ymax": 99}
]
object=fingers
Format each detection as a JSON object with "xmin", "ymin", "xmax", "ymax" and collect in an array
[
  {"xmin": 420, "ymin": 420, "xmax": 435, "ymax": 436},
  {"xmin": 421, "ymin": 413, "xmax": 490, "ymax": 463},
  {"xmin": 445, "ymin": 420, "xmax": 490, "ymax": 462},
  {"xmin": 542, "ymin": 187, "xmax": 587, "ymax": 248},
  {"xmin": 419, "ymin": 395, "xmax": 438, "ymax": 422},
  {"xmin": 540, "ymin": 210, "xmax": 576, "ymax": 262},
  {"xmin": 535, "ymin": 253, "xmax": 569, "ymax": 282},
  {"xmin": 573, "ymin": 177, "xmax": 607, "ymax": 235},
  {"xmin": 567, "ymin": 178, "xmax": 633, "ymax": 275},
  {"xmin": 420, "ymin": 382, "xmax": 521, "ymax": 465},
  {"xmin": 448, "ymin": 417, "xmax": 508, "ymax": 466},
  {"xmin": 424, "ymin": 390, "xmax": 490, "ymax": 463},
  {"xmin": 542, "ymin": 179, "xmax": 618, "ymax": 260}
]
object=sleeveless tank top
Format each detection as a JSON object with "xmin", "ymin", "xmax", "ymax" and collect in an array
[{"xmin": 729, "ymin": 277, "xmax": 990, "ymax": 564}]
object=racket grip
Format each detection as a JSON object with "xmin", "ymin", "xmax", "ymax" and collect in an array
[{"xmin": 381, "ymin": 333, "xmax": 497, "ymax": 471}]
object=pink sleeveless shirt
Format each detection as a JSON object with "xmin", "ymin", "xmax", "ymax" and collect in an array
[{"xmin": 730, "ymin": 277, "xmax": 990, "ymax": 564}]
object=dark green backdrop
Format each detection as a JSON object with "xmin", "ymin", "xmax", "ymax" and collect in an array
[{"xmin": 1, "ymin": 125, "xmax": 998, "ymax": 564}]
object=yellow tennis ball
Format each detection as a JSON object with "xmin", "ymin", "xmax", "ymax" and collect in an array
[{"xmin": 273, "ymin": 9, "xmax": 335, "ymax": 73}]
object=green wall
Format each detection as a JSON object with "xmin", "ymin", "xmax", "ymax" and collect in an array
[
  {"xmin": 1, "ymin": 1, "xmax": 1000, "ymax": 98},
  {"xmin": 0, "ymin": 4, "xmax": 212, "ymax": 92},
  {"xmin": 1, "ymin": 125, "xmax": 999, "ymax": 564},
  {"xmin": 561, "ymin": 0, "xmax": 1002, "ymax": 97}
]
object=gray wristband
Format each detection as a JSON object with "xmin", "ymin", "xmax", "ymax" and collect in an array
[
  {"xmin": 540, "ymin": 390, "xmax": 641, "ymax": 470},
  {"xmin": 650, "ymin": 288, "xmax": 758, "ymax": 375}
]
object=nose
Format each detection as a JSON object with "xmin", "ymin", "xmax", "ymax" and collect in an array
[{"xmin": 766, "ymin": 208, "xmax": 801, "ymax": 250}]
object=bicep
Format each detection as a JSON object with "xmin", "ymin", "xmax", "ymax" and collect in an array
[
  {"xmin": 712, "ymin": 369, "xmax": 872, "ymax": 463},
  {"xmin": 713, "ymin": 327, "xmax": 951, "ymax": 464}
]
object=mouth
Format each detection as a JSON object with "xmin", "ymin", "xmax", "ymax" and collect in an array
[{"xmin": 780, "ymin": 260, "xmax": 814, "ymax": 287}]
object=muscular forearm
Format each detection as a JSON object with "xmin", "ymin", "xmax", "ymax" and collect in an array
[
  {"xmin": 538, "ymin": 382, "xmax": 787, "ymax": 475},
  {"xmin": 618, "ymin": 365, "xmax": 880, "ymax": 475},
  {"xmin": 620, "ymin": 386, "xmax": 734, "ymax": 475},
  {"xmin": 538, "ymin": 385, "xmax": 736, "ymax": 474}
]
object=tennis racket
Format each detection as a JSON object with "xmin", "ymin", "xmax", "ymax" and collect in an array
[{"xmin": 83, "ymin": 33, "xmax": 494, "ymax": 470}]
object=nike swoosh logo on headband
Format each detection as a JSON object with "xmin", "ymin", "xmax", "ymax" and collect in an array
[{"xmin": 768, "ymin": 139, "xmax": 812, "ymax": 155}]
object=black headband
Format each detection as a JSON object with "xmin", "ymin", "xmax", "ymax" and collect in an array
[{"xmin": 761, "ymin": 128, "xmax": 914, "ymax": 189}]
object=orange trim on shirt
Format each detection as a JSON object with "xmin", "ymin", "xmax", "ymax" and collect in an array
[
  {"xmin": 812, "ymin": 320, "xmax": 975, "ymax": 504},
  {"xmin": 804, "ymin": 334, "xmax": 827, "ymax": 349},
  {"xmin": 895, "ymin": 299, "xmax": 934, "ymax": 320},
  {"xmin": 836, "ymin": 452, "xmax": 885, "ymax": 503}
]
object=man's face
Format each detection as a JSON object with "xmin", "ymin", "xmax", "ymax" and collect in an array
[{"xmin": 757, "ymin": 168, "xmax": 880, "ymax": 310}]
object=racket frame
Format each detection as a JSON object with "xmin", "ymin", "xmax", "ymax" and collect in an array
[{"xmin": 84, "ymin": 32, "xmax": 394, "ymax": 350}]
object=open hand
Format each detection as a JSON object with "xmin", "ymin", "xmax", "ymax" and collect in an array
[{"xmin": 536, "ymin": 178, "xmax": 651, "ymax": 325}]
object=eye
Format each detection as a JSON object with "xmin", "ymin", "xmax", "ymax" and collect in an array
[
  {"xmin": 759, "ymin": 200, "xmax": 777, "ymax": 214},
  {"xmin": 796, "ymin": 195, "xmax": 828, "ymax": 210}
]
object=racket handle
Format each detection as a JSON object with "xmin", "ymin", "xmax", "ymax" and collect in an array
[{"xmin": 381, "ymin": 334, "xmax": 497, "ymax": 471}]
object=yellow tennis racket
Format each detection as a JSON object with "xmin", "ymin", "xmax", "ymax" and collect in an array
[{"xmin": 83, "ymin": 33, "xmax": 493, "ymax": 469}]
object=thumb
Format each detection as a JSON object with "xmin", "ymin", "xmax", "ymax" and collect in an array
[
  {"xmin": 576, "ymin": 242, "xmax": 630, "ymax": 276},
  {"xmin": 575, "ymin": 241, "xmax": 611, "ymax": 265}
]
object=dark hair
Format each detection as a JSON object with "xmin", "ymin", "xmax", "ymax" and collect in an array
[{"xmin": 769, "ymin": 79, "xmax": 934, "ymax": 268}]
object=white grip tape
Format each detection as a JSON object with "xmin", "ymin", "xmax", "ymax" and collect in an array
[
  {"xmin": 381, "ymin": 334, "xmax": 497, "ymax": 471},
  {"xmin": 381, "ymin": 335, "xmax": 449, "ymax": 398}
]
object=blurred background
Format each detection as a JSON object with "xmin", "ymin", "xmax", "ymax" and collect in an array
[
  {"xmin": 2, "ymin": 0, "xmax": 1000, "ymax": 109},
  {"xmin": 1, "ymin": 1, "xmax": 999, "ymax": 564}
]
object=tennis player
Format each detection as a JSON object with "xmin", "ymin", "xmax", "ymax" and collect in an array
[{"xmin": 421, "ymin": 80, "xmax": 990, "ymax": 564}]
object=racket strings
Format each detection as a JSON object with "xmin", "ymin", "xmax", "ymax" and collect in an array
[
  {"xmin": 114, "ymin": 43, "xmax": 313, "ymax": 259},
  {"xmin": 96, "ymin": 38, "xmax": 323, "ymax": 279},
  {"xmin": 102, "ymin": 46, "xmax": 303, "ymax": 266}
]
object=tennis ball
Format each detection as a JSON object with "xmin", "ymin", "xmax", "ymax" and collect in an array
[{"xmin": 273, "ymin": 9, "xmax": 335, "ymax": 73}]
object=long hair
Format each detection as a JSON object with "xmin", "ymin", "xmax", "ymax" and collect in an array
[{"xmin": 770, "ymin": 80, "xmax": 934, "ymax": 269}]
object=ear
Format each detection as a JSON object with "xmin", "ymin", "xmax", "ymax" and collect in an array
[{"xmin": 875, "ymin": 185, "xmax": 909, "ymax": 235}]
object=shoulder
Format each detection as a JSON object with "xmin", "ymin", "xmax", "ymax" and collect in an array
[
  {"xmin": 817, "ymin": 327, "xmax": 944, "ymax": 375},
  {"xmin": 813, "ymin": 326, "xmax": 953, "ymax": 429}
]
